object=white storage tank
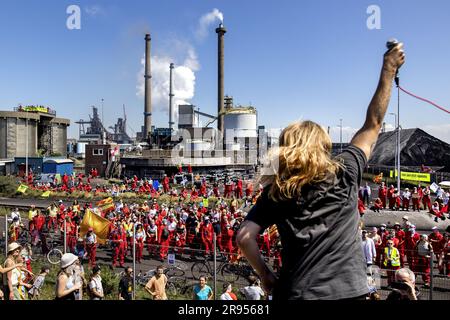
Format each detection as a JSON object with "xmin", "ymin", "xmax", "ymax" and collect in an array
[
  {"xmin": 76, "ymin": 142, "xmax": 87, "ymax": 156},
  {"xmin": 185, "ymin": 140, "xmax": 213, "ymax": 152},
  {"xmin": 223, "ymin": 107, "xmax": 257, "ymax": 144}
]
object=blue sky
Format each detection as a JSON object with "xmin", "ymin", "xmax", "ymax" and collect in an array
[{"xmin": 0, "ymin": 0, "xmax": 449, "ymax": 143}]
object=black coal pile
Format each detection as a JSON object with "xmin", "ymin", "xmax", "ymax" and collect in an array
[{"xmin": 368, "ymin": 128, "xmax": 450, "ymax": 172}]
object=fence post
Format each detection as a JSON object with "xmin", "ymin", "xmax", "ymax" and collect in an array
[
  {"xmin": 4, "ymin": 215, "xmax": 8, "ymax": 255},
  {"xmin": 429, "ymin": 252, "xmax": 434, "ymax": 301},
  {"xmin": 213, "ymin": 233, "xmax": 217, "ymax": 301},
  {"xmin": 133, "ymin": 223, "xmax": 136, "ymax": 300}
]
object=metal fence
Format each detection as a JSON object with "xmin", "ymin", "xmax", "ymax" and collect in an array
[{"xmin": 2, "ymin": 214, "xmax": 450, "ymax": 300}]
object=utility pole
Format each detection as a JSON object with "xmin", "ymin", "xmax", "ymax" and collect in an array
[{"xmin": 339, "ymin": 119, "xmax": 343, "ymax": 154}]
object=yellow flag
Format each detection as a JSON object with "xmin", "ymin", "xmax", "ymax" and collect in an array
[
  {"xmin": 203, "ymin": 198, "xmax": 209, "ymax": 208},
  {"xmin": 79, "ymin": 209, "xmax": 111, "ymax": 245},
  {"xmin": 17, "ymin": 184, "xmax": 28, "ymax": 194},
  {"xmin": 41, "ymin": 191, "xmax": 51, "ymax": 198}
]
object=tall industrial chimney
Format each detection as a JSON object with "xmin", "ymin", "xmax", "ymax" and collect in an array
[
  {"xmin": 143, "ymin": 33, "xmax": 152, "ymax": 140},
  {"xmin": 216, "ymin": 23, "xmax": 226, "ymax": 137},
  {"xmin": 169, "ymin": 63, "xmax": 174, "ymax": 131}
]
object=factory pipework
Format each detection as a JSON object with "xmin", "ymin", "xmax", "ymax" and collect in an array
[
  {"xmin": 169, "ymin": 63, "xmax": 174, "ymax": 130},
  {"xmin": 144, "ymin": 33, "xmax": 152, "ymax": 140},
  {"xmin": 216, "ymin": 23, "xmax": 226, "ymax": 137}
]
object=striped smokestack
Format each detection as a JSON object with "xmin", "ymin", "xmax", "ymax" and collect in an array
[
  {"xmin": 216, "ymin": 23, "xmax": 226, "ymax": 137},
  {"xmin": 143, "ymin": 33, "xmax": 152, "ymax": 140}
]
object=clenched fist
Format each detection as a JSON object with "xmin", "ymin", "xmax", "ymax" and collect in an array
[{"xmin": 383, "ymin": 42, "xmax": 405, "ymax": 76}]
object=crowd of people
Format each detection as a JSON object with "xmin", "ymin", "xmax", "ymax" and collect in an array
[{"xmin": 358, "ymin": 181, "xmax": 450, "ymax": 220}]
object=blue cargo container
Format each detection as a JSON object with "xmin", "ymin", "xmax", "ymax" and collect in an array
[{"xmin": 42, "ymin": 159, "xmax": 74, "ymax": 176}]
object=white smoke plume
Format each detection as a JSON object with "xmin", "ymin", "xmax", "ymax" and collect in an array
[
  {"xmin": 195, "ymin": 8, "xmax": 224, "ymax": 40},
  {"xmin": 136, "ymin": 45, "xmax": 200, "ymax": 125}
]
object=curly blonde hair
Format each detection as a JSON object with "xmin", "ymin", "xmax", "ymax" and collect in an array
[{"xmin": 260, "ymin": 120, "xmax": 343, "ymax": 202}]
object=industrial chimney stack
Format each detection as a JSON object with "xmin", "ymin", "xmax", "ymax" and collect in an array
[
  {"xmin": 169, "ymin": 63, "xmax": 175, "ymax": 131},
  {"xmin": 216, "ymin": 23, "xmax": 226, "ymax": 137},
  {"xmin": 143, "ymin": 33, "xmax": 152, "ymax": 140}
]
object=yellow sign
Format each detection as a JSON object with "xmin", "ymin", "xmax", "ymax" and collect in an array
[
  {"xmin": 22, "ymin": 105, "xmax": 49, "ymax": 113},
  {"xmin": 17, "ymin": 184, "xmax": 28, "ymax": 194},
  {"xmin": 389, "ymin": 170, "xmax": 430, "ymax": 182},
  {"xmin": 41, "ymin": 191, "xmax": 51, "ymax": 198}
]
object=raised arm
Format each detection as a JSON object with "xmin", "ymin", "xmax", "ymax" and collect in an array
[{"xmin": 351, "ymin": 43, "xmax": 405, "ymax": 159}]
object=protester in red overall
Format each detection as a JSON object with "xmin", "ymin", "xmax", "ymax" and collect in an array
[
  {"xmin": 402, "ymin": 188, "xmax": 411, "ymax": 211},
  {"xmin": 135, "ymin": 224, "xmax": 146, "ymax": 263},
  {"xmin": 200, "ymin": 217, "xmax": 214, "ymax": 256},
  {"xmin": 415, "ymin": 234, "xmax": 432, "ymax": 287},
  {"xmin": 258, "ymin": 228, "xmax": 271, "ymax": 258},
  {"xmin": 158, "ymin": 220, "xmax": 170, "ymax": 261},
  {"xmin": 163, "ymin": 175, "xmax": 170, "ymax": 193},
  {"xmin": 175, "ymin": 221, "xmax": 186, "ymax": 255},
  {"xmin": 378, "ymin": 182, "xmax": 388, "ymax": 209},
  {"xmin": 221, "ymin": 220, "xmax": 234, "ymax": 261},
  {"xmin": 224, "ymin": 179, "xmax": 232, "ymax": 198},
  {"xmin": 411, "ymin": 187, "xmax": 420, "ymax": 212},
  {"xmin": 110, "ymin": 223, "xmax": 126, "ymax": 267},
  {"xmin": 146, "ymin": 220, "xmax": 158, "ymax": 257},
  {"xmin": 377, "ymin": 224, "xmax": 390, "ymax": 267},
  {"xmin": 429, "ymin": 226, "xmax": 444, "ymax": 259},
  {"xmin": 186, "ymin": 212, "xmax": 198, "ymax": 256},
  {"xmin": 394, "ymin": 223, "xmax": 406, "ymax": 267},
  {"xmin": 357, "ymin": 198, "xmax": 366, "ymax": 217},
  {"xmin": 422, "ymin": 186, "xmax": 432, "ymax": 212},
  {"xmin": 387, "ymin": 185, "xmax": 395, "ymax": 210},
  {"xmin": 440, "ymin": 229, "xmax": 450, "ymax": 276},
  {"xmin": 235, "ymin": 179, "xmax": 243, "ymax": 198},
  {"xmin": 371, "ymin": 197, "xmax": 383, "ymax": 212},
  {"xmin": 405, "ymin": 225, "xmax": 420, "ymax": 271},
  {"xmin": 27, "ymin": 172, "xmax": 33, "ymax": 185},
  {"xmin": 84, "ymin": 228, "xmax": 97, "ymax": 267},
  {"xmin": 213, "ymin": 185, "xmax": 220, "ymax": 198}
]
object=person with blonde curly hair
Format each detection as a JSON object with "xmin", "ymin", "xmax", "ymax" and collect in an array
[{"xmin": 237, "ymin": 42, "xmax": 405, "ymax": 300}]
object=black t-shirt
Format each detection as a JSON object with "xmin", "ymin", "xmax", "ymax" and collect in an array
[
  {"xmin": 245, "ymin": 145, "xmax": 368, "ymax": 300},
  {"xmin": 119, "ymin": 276, "xmax": 133, "ymax": 300}
]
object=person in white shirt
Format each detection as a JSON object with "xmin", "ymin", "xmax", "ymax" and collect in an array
[
  {"xmin": 88, "ymin": 265, "xmax": 104, "ymax": 300},
  {"xmin": 10, "ymin": 208, "xmax": 21, "ymax": 224},
  {"xmin": 361, "ymin": 230, "xmax": 376, "ymax": 267},
  {"xmin": 240, "ymin": 275, "xmax": 265, "ymax": 300}
]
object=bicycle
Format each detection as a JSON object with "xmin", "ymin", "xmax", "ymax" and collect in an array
[
  {"xmin": 190, "ymin": 256, "xmax": 240, "ymax": 282},
  {"xmin": 45, "ymin": 235, "xmax": 63, "ymax": 265}
]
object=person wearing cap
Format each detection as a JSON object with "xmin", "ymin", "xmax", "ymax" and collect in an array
[
  {"xmin": 429, "ymin": 227, "xmax": 444, "ymax": 259},
  {"xmin": 1, "ymin": 243, "xmax": 25, "ymax": 300},
  {"xmin": 411, "ymin": 187, "xmax": 421, "ymax": 212},
  {"xmin": 84, "ymin": 227, "xmax": 97, "ymax": 267},
  {"xmin": 88, "ymin": 265, "xmax": 104, "ymax": 300},
  {"xmin": 383, "ymin": 239, "xmax": 401, "ymax": 286},
  {"xmin": 405, "ymin": 225, "xmax": 420, "ymax": 272},
  {"xmin": 55, "ymin": 253, "xmax": 82, "ymax": 300},
  {"xmin": 402, "ymin": 188, "xmax": 411, "ymax": 211},
  {"xmin": 422, "ymin": 186, "xmax": 432, "ymax": 212},
  {"xmin": 376, "ymin": 224, "xmax": 390, "ymax": 267}
]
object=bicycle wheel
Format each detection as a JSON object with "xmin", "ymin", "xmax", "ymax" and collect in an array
[
  {"xmin": 221, "ymin": 263, "xmax": 239, "ymax": 283},
  {"xmin": 174, "ymin": 261, "xmax": 189, "ymax": 271},
  {"xmin": 191, "ymin": 262, "xmax": 210, "ymax": 280},
  {"xmin": 166, "ymin": 282, "xmax": 179, "ymax": 297},
  {"xmin": 47, "ymin": 248, "xmax": 63, "ymax": 265},
  {"xmin": 165, "ymin": 267, "xmax": 185, "ymax": 278}
]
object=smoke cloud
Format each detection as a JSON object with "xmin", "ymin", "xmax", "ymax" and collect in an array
[
  {"xmin": 136, "ymin": 44, "xmax": 200, "ymax": 125},
  {"xmin": 195, "ymin": 8, "xmax": 224, "ymax": 40}
]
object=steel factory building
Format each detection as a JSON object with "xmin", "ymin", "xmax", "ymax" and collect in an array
[{"xmin": 0, "ymin": 106, "xmax": 70, "ymax": 158}]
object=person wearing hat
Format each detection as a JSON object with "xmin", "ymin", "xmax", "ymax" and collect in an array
[
  {"xmin": 55, "ymin": 253, "xmax": 82, "ymax": 300},
  {"xmin": 422, "ymin": 186, "xmax": 432, "ymax": 212},
  {"xmin": 383, "ymin": 238, "xmax": 401, "ymax": 286},
  {"xmin": 405, "ymin": 225, "xmax": 420, "ymax": 272},
  {"xmin": 411, "ymin": 187, "xmax": 421, "ymax": 212},
  {"xmin": 1, "ymin": 243, "xmax": 25, "ymax": 300},
  {"xmin": 376, "ymin": 224, "xmax": 390, "ymax": 267}
]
